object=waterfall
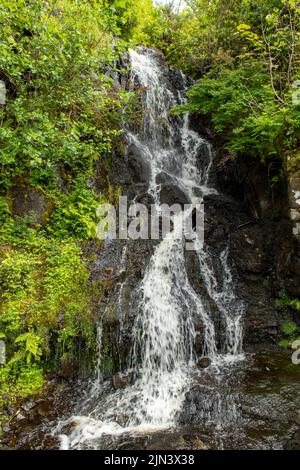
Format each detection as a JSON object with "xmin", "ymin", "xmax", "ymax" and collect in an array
[{"xmin": 56, "ymin": 48, "xmax": 245, "ymax": 449}]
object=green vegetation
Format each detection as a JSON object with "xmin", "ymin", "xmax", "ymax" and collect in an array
[
  {"xmin": 276, "ymin": 295, "xmax": 300, "ymax": 347},
  {"xmin": 0, "ymin": 0, "xmax": 127, "ymax": 408},
  {"xmin": 105, "ymin": 0, "xmax": 300, "ymax": 167},
  {"xmin": 142, "ymin": 1, "xmax": 300, "ymax": 165}
]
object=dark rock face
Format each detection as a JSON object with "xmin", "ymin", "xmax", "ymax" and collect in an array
[
  {"xmin": 155, "ymin": 171, "xmax": 174, "ymax": 185},
  {"xmin": 84, "ymin": 236, "xmax": 157, "ymax": 373},
  {"xmin": 144, "ymin": 430, "xmax": 208, "ymax": 450},
  {"xmin": 231, "ymin": 226, "xmax": 266, "ymax": 274},
  {"xmin": 58, "ymin": 357, "xmax": 80, "ymax": 380},
  {"xmin": 159, "ymin": 183, "xmax": 190, "ymax": 207},
  {"xmin": 180, "ymin": 351, "xmax": 300, "ymax": 450},
  {"xmin": 108, "ymin": 137, "xmax": 150, "ymax": 203},
  {"xmin": 5, "ymin": 351, "xmax": 299, "ymax": 450},
  {"xmin": 188, "ymin": 110, "xmax": 300, "ymax": 348},
  {"xmin": 10, "ymin": 186, "xmax": 54, "ymax": 225},
  {"xmin": 127, "ymin": 142, "xmax": 151, "ymax": 185},
  {"xmin": 285, "ymin": 430, "xmax": 300, "ymax": 450}
]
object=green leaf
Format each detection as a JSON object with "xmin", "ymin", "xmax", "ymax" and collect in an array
[
  {"xmin": 281, "ymin": 321, "xmax": 297, "ymax": 335},
  {"xmin": 278, "ymin": 339, "xmax": 290, "ymax": 348},
  {"xmin": 237, "ymin": 24, "xmax": 251, "ymax": 31}
]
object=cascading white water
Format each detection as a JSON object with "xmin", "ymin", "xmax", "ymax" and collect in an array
[{"xmin": 57, "ymin": 48, "xmax": 245, "ymax": 449}]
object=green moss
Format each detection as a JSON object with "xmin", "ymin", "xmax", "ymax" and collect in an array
[
  {"xmin": 101, "ymin": 343, "xmax": 114, "ymax": 376},
  {"xmin": 123, "ymin": 91, "xmax": 144, "ymax": 131},
  {"xmin": 0, "ymin": 218, "xmax": 97, "ymax": 408},
  {"xmin": 276, "ymin": 294, "xmax": 300, "ymax": 347}
]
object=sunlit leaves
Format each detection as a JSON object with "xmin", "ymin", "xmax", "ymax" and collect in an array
[
  {"xmin": 281, "ymin": 321, "xmax": 298, "ymax": 335},
  {"xmin": 0, "ymin": 0, "xmax": 123, "ymax": 189}
]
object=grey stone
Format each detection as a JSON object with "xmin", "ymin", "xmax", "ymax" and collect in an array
[
  {"xmin": 197, "ymin": 357, "xmax": 211, "ymax": 368},
  {"xmin": 112, "ymin": 372, "xmax": 128, "ymax": 389}
]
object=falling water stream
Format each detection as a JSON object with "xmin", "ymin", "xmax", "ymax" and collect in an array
[{"xmin": 57, "ymin": 48, "xmax": 246, "ymax": 450}]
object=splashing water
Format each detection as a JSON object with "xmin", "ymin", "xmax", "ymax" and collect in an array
[{"xmin": 56, "ymin": 48, "xmax": 246, "ymax": 449}]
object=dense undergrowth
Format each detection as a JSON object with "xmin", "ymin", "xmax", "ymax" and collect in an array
[
  {"xmin": 0, "ymin": 0, "xmax": 127, "ymax": 408},
  {"xmin": 146, "ymin": 1, "xmax": 300, "ymax": 167}
]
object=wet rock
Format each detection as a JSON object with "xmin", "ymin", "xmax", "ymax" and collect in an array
[
  {"xmin": 160, "ymin": 183, "xmax": 190, "ymax": 207},
  {"xmin": 197, "ymin": 357, "xmax": 211, "ymax": 368},
  {"xmin": 243, "ymin": 284, "xmax": 281, "ymax": 348},
  {"xmin": 288, "ymin": 167, "xmax": 300, "ymax": 241},
  {"xmin": 146, "ymin": 433, "xmax": 186, "ymax": 450},
  {"xmin": 60, "ymin": 418, "xmax": 80, "ymax": 436},
  {"xmin": 135, "ymin": 192, "xmax": 155, "ymax": 208},
  {"xmin": 188, "ymin": 113, "xmax": 213, "ymax": 141},
  {"xmin": 127, "ymin": 142, "xmax": 151, "ymax": 184},
  {"xmin": 290, "ymin": 412, "xmax": 300, "ymax": 426},
  {"xmin": 146, "ymin": 431, "xmax": 208, "ymax": 450},
  {"xmin": 59, "ymin": 356, "xmax": 80, "ymax": 380},
  {"xmin": 285, "ymin": 430, "xmax": 300, "ymax": 450},
  {"xmin": 115, "ymin": 413, "xmax": 129, "ymax": 427},
  {"xmin": 2, "ymin": 424, "xmax": 11, "ymax": 433},
  {"xmin": 156, "ymin": 171, "xmax": 175, "ymax": 186},
  {"xmin": 21, "ymin": 401, "xmax": 36, "ymax": 412},
  {"xmin": 15, "ymin": 412, "xmax": 26, "ymax": 422},
  {"xmin": 3, "ymin": 406, "xmax": 15, "ymax": 416},
  {"xmin": 168, "ymin": 67, "xmax": 185, "ymax": 91},
  {"xmin": 4, "ymin": 379, "xmax": 85, "ymax": 449},
  {"xmin": 231, "ymin": 227, "xmax": 265, "ymax": 274},
  {"xmin": 203, "ymin": 193, "xmax": 236, "ymax": 247},
  {"xmin": 283, "ymin": 249, "xmax": 300, "ymax": 297},
  {"xmin": 112, "ymin": 372, "xmax": 128, "ymax": 389},
  {"xmin": 206, "ymin": 224, "xmax": 229, "ymax": 245},
  {"xmin": 103, "ymin": 300, "xmax": 120, "ymax": 328}
]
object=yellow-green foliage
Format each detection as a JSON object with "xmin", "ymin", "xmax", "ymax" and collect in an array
[
  {"xmin": 0, "ymin": 220, "xmax": 95, "ymax": 405},
  {"xmin": 0, "ymin": 364, "xmax": 44, "ymax": 408},
  {"xmin": 0, "ymin": 0, "xmax": 129, "ymax": 407}
]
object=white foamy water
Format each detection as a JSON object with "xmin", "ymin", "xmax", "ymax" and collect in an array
[{"xmin": 57, "ymin": 48, "xmax": 245, "ymax": 449}]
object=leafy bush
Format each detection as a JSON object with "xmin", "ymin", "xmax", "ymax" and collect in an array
[
  {"xmin": 147, "ymin": 1, "xmax": 300, "ymax": 165},
  {"xmin": 0, "ymin": 0, "xmax": 129, "ymax": 408},
  {"xmin": 0, "ymin": 0, "xmax": 124, "ymax": 191},
  {"xmin": 174, "ymin": 59, "xmax": 292, "ymax": 160},
  {"xmin": 276, "ymin": 295, "xmax": 300, "ymax": 347},
  {"xmin": 0, "ymin": 220, "xmax": 96, "ymax": 405}
]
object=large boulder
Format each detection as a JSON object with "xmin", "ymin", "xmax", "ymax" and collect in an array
[
  {"xmin": 159, "ymin": 183, "xmax": 190, "ymax": 207},
  {"xmin": 127, "ymin": 142, "xmax": 151, "ymax": 184}
]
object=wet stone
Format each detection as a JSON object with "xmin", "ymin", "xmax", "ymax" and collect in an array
[
  {"xmin": 112, "ymin": 372, "xmax": 128, "ymax": 389},
  {"xmin": 197, "ymin": 357, "xmax": 211, "ymax": 368},
  {"xmin": 21, "ymin": 401, "xmax": 36, "ymax": 412},
  {"xmin": 15, "ymin": 412, "xmax": 26, "ymax": 422},
  {"xmin": 2, "ymin": 424, "xmax": 11, "ymax": 433}
]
